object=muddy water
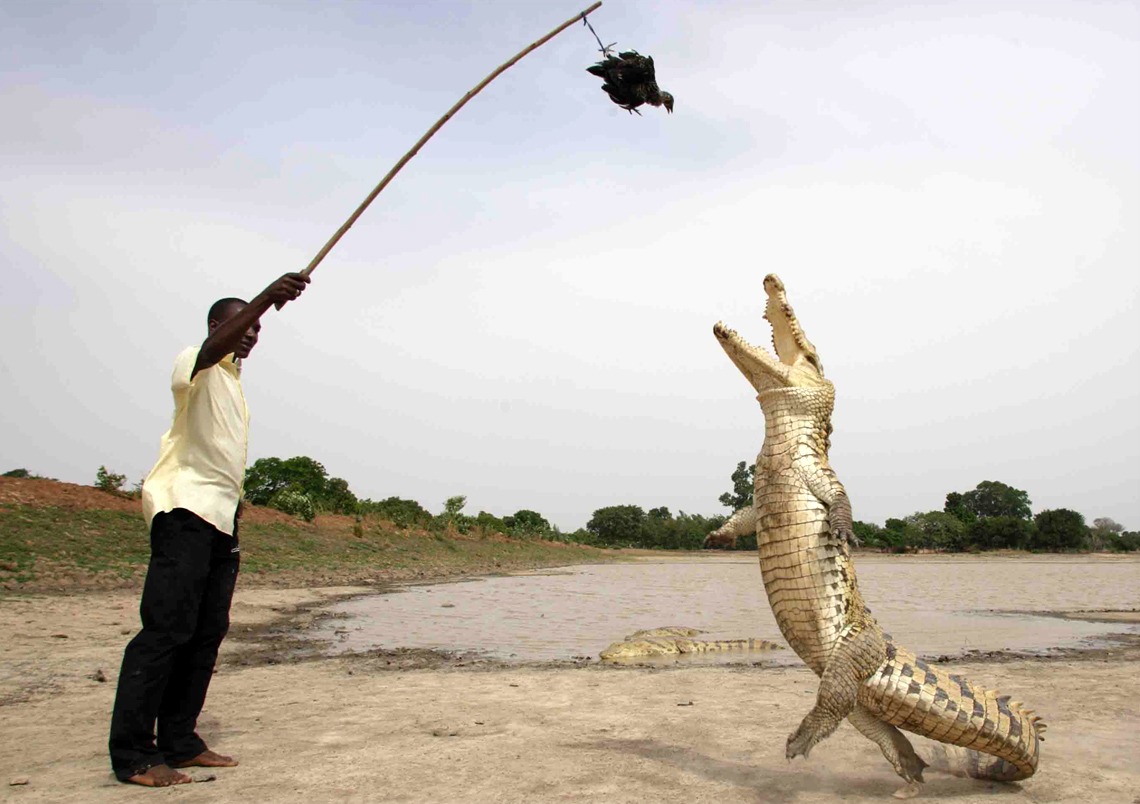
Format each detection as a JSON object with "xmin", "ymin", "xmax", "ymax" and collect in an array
[{"xmin": 317, "ymin": 554, "xmax": 1140, "ymax": 665}]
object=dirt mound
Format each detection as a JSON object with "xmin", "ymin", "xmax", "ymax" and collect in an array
[
  {"xmin": 0, "ymin": 476, "xmax": 299, "ymax": 525},
  {"xmin": 0, "ymin": 477, "xmax": 140, "ymax": 513}
]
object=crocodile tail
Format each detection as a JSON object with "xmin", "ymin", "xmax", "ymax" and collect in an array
[
  {"xmin": 676, "ymin": 637, "xmax": 778, "ymax": 653},
  {"xmin": 858, "ymin": 644, "xmax": 1045, "ymax": 781}
]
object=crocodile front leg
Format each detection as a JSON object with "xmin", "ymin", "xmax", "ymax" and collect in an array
[
  {"xmin": 800, "ymin": 458, "xmax": 856, "ymax": 546},
  {"xmin": 703, "ymin": 505, "xmax": 756, "ymax": 549}
]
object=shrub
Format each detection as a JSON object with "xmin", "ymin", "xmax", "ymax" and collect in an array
[
  {"xmin": 505, "ymin": 509, "xmax": 551, "ymax": 538},
  {"xmin": 904, "ymin": 511, "xmax": 968, "ymax": 551},
  {"xmin": 474, "ymin": 511, "xmax": 508, "ymax": 534},
  {"xmin": 3, "ymin": 468, "xmax": 57, "ymax": 481},
  {"xmin": 436, "ymin": 495, "xmax": 473, "ymax": 533},
  {"xmin": 269, "ymin": 487, "xmax": 315, "ymax": 521},
  {"xmin": 361, "ymin": 496, "xmax": 432, "ymax": 529},
  {"xmin": 95, "ymin": 466, "xmax": 127, "ymax": 495}
]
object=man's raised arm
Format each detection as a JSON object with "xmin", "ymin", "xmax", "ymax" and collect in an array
[{"xmin": 193, "ymin": 273, "xmax": 310, "ymax": 377}]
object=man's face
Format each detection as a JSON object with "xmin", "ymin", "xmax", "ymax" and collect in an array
[{"xmin": 210, "ymin": 302, "xmax": 261, "ymax": 359}]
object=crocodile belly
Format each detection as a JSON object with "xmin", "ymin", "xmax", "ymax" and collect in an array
[{"xmin": 756, "ymin": 482, "xmax": 848, "ymax": 675}]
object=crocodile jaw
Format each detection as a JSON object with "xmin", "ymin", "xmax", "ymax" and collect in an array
[{"xmin": 713, "ymin": 273, "xmax": 826, "ymax": 394}]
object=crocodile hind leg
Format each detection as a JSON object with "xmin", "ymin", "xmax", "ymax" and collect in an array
[
  {"xmin": 847, "ymin": 705, "xmax": 928, "ymax": 797},
  {"xmin": 786, "ymin": 624, "xmax": 886, "ymax": 761}
]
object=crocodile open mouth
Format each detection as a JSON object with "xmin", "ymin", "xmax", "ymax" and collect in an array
[{"xmin": 713, "ymin": 274, "xmax": 824, "ymax": 394}]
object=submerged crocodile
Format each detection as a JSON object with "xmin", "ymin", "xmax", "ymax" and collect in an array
[
  {"xmin": 713, "ymin": 275, "xmax": 1046, "ymax": 795},
  {"xmin": 600, "ymin": 626, "xmax": 781, "ymax": 661}
]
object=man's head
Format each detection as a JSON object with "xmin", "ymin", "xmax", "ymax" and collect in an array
[{"xmin": 207, "ymin": 297, "xmax": 260, "ymax": 359}]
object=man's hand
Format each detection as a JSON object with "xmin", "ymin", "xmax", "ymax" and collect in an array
[{"xmin": 264, "ymin": 273, "xmax": 310, "ymax": 308}]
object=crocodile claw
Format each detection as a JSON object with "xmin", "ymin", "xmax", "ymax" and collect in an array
[
  {"xmin": 785, "ymin": 725, "xmax": 816, "ymax": 760},
  {"xmin": 833, "ymin": 525, "xmax": 859, "ymax": 548}
]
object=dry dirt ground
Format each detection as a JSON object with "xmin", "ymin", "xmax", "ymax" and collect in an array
[{"xmin": 2, "ymin": 587, "xmax": 1139, "ymax": 804}]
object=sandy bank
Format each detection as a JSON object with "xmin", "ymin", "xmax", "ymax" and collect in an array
[{"xmin": 2, "ymin": 584, "xmax": 1139, "ymax": 803}]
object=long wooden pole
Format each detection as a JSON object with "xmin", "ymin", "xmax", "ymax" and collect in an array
[{"xmin": 298, "ymin": 1, "xmax": 603, "ymax": 279}]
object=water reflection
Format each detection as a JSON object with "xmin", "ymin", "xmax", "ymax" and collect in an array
[{"xmin": 316, "ymin": 555, "xmax": 1140, "ymax": 664}]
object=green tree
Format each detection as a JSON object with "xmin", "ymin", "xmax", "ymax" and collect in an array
[
  {"xmin": 3, "ymin": 468, "xmax": 31, "ymax": 478},
  {"xmin": 671, "ymin": 511, "xmax": 726, "ymax": 551},
  {"xmin": 587, "ymin": 505, "xmax": 646, "ymax": 546},
  {"xmin": 244, "ymin": 456, "xmax": 360, "ymax": 514},
  {"xmin": 640, "ymin": 507, "xmax": 674, "ymax": 549},
  {"xmin": 943, "ymin": 492, "xmax": 976, "ymax": 524},
  {"xmin": 967, "ymin": 516, "xmax": 1032, "ymax": 551},
  {"xmin": 904, "ymin": 511, "xmax": 968, "ymax": 551},
  {"xmin": 959, "ymin": 481, "xmax": 1032, "ymax": 520},
  {"xmin": 852, "ymin": 520, "xmax": 886, "ymax": 549},
  {"xmin": 443, "ymin": 496, "xmax": 467, "ymax": 516},
  {"xmin": 883, "ymin": 517, "xmax": 920, "ymax": 552},
  {"xmin": 1030, "ymin": 509, "xmax": 1087, "ymax": 551},
  {"xmin": 719, "ymin": 461, "xmax": 755, "ymax": 510},
  {"xmin": 244, "ymin": 456, "xmax": 329, "ymax": 506},
  {"xmin": 636, "ymin": 508, "xmax": 724, "ymax": 550},
  {"xmin": 1116, "ymin": 531, "xmax": 1140, "ymax": 552},
  {"xmin": 321, "ymin": 476, "xmax": 359, "ymax": 515}
]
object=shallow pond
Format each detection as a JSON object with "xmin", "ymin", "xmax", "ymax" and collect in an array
[{"xmin": 316, "ymin": 554, "xmax": 1140, "ymax": 665}]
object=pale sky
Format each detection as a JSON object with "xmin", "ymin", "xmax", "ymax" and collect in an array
[{"xmin": 2, "ymin": 0, "xmax": 1138, "ymax": 530}]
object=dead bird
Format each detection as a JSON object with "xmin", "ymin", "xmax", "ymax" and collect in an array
[{"xmin": 586, "ymin": 50, "xmax": 673, "ymax": 115}]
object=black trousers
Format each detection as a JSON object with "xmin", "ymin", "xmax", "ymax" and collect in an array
[{"xmin": 108, "ymin": 508, "xmax": 240, "ymax": 780}]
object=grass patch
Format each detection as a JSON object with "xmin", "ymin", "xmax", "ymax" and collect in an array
[{"xmin": 0, "ymin": 504, "xmax": 608, "ymax": 593}]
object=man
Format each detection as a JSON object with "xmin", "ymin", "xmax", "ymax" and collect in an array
[{"xmin": 109, "ymin": 272, "xmax": 309, "ymax": 787}]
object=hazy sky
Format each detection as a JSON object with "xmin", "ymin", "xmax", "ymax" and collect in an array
[{"xmin": 2, "ymin": 0, "xmax": 1137, "ymax": 530}]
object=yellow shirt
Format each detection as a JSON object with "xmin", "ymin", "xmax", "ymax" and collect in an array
[{"xmin": 141, "ymin": 346, "xmax": 249, "ymax": 535}]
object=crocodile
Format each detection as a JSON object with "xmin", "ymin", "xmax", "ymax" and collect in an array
[
  {"xmin": 599, "ymin": 626, "xmax": 782, "ymax": 661},
  {"xmin": 713, "ymin": 275, "xmax": 1046, "ymax": 796}
]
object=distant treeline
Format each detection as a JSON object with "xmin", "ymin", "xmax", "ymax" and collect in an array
[
  {"xmin": 5, "ymin": 458, "xmax": 1134, "ymax": 553},
  {"xmin": 716, "ymin": 462, "xmax": 1139, "ymax": 554},
  {"xmin": 234, "ymin": 456, "xmax": 726, "ymax": 548}
]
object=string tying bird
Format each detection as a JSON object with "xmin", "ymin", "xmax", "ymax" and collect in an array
[{"xmin": 586, "ymin": 50, "xmax": 674, "ymax": 115}]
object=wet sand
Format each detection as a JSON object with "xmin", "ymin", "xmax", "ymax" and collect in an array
[
  {"xmin": 315, "ymin": 553, "xmax": 1140, "ymax": 664},
  {"xmin": 2, "ymin": 578, "xmax": 1140, "ymax": 802}
]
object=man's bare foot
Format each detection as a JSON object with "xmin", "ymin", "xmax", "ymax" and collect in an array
[
  {"xmin": 125, "ymin": 764, "xmax": 191, "ymax": 787},
  {"xmin": 172, "ymin": 749, "xmax": 238, "ymax": 769}
]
